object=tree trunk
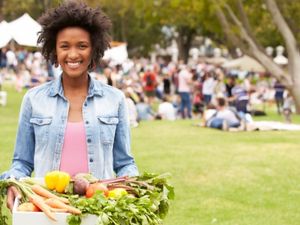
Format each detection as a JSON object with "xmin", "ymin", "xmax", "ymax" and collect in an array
[
  {"xmin": 290, "ymin": 86, "xmax": 300, "ymax": 113},
  {"xmin": 176, "ymin": 26, "xmax": 195, "ymax": 63},
  {"xmin": 264, "ymin": 0, "xmax": 300, "ymax": 113},
  {"xmin": 289, "ymin": 54, "xmax": 300, "ymax": 113}
]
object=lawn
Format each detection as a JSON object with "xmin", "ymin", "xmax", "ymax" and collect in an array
[{"xmin": 1, "ymin": 85, "xmax": 300, "ymax": 225}]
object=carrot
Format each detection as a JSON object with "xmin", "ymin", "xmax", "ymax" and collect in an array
[
  {"xmin": 45, "ymin": 198, "xmax": 81, "ymax": 215},
  {"xmin": 28, "ymin": 195, "xmax": 57, "ymax": 221},
  {"xmin": 49, "ymin": 208, "xmax": 69, "ymax": 213},
  {"xmin": 31, "ymin": 184, "xmax": 69, "ymax": 204}
]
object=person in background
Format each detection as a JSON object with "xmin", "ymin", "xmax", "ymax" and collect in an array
[
  {"xmin": 231, "ymin": 82, "xmax": 249, "ymax": 114},
  {"xmin": 202, "ymin": 72, "xmax": 215, "ymax": 106},
  {"xmin": 125, "ymin": 90, "xmax": 139, "ymax": 128},
  {"xmin": 1, "ymin": 1, "xmax": 138, "ymax": 211},
  {"xmin": 136, "ymin": 96, "xmax": 154, "ymax": 121},
  {"xmin": 0, "ymin": 48, "xmax": 8, "ymax": 70},
  {"xmin": 205, "ymin": 97, "xmax": 244, "ymax": 131},
  {"xmin": 142, "ymin": 66, "xmax": 157, "ymax": 105},
  {"xmin": 283, "ymin": 91, "xmax": 293, "ymax": 123},
  {"xmin": 273, "ymin": 80, "xmax": 285, "ymax": 115},
  {"xmin": 177, "ymin": 64, "xmax": 193, "ymax": 119},
  {"xmin": 162, "ymin": 68, "xmax": 171, "ymax": 97},
  {"xmin": 157, "ymin": 96, "xmax": 177, "ymax": 121},
  {"xmin": 225, "ymin": 76, "xmax": 236, "ymax": 106}
]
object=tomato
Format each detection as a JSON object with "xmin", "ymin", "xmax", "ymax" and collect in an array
[{"xmin": 85, "ymin": 183, "xmax": 108, "ymax": 198}]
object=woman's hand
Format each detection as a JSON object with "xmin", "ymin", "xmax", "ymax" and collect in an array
[{"xmin": 6, "ymin": 186, "xmax": 22, "ymax": 212}]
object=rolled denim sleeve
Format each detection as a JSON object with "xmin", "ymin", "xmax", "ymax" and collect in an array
[
  {"xmin": 0, "ymin": 93, "xmax": 34, "ymax": 180},
  {"xmin": 113, "ymin": 93, "xmax": 139, "ymax": 177}
]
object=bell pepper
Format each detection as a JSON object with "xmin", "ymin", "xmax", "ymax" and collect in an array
[{"xmin": 45, "ymin": 171, "xmax": 70, "ymax": 193}]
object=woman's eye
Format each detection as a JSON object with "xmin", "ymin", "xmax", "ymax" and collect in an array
[
  {"xmin": 60, "ymin": 45, "xmax": 68, "ymax": 49},
  {"xmin": 79, "ymin": 45, "xmax": 87, "ymax": 49}
]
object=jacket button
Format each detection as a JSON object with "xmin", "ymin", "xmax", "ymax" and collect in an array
[
  {"xmin": 85, "ymin": 121, "xmax": 89, "ymax": 124},
  {"xmin": 84, "ymin": 103, "xmax": 87, "ymax": 107},
  {"xmin": 89, "ymin": 158, "xmax": 93, "ymax": 162},
  {"xmin": 87, "ymin": 138, "xmax": 92, "ymax": 143}
]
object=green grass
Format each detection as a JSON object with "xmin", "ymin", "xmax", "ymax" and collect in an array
[{"xmin": 1, "ymin": 85, "xmax": 300, "ymax": 225}]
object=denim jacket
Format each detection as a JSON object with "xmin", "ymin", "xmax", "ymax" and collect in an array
[{"xmin": 0, "ymin": 75, "xmax": 138, "ymax": 179}]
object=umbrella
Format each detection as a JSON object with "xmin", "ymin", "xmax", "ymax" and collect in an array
[
  {"xmin": 205, "ymin": 56, "xmax": 228, "ymax": 65},
  {"xmin": 222, "ymin": 55, "xmax": 266, "ymax": 73}
]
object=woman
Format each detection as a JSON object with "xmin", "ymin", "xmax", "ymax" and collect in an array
[{"xmin": 1, "ymin": 1, "xmax": 138, "ymax": 210}]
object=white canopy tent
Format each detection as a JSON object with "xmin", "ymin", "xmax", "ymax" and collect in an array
[
  {"xmin": 222, "ymin": 55, "xmax": 266, "ymax": 73},
  {"xmin": 103, "ymin": 42, "xmax": 128, "ymax": 64},
  {"xmin": 7, "ymin": 13, "xmax": 41, "ymax": 47},
  {"xmin": 0, "ymin": 21, "xmax": 12, "ymax": 48}
]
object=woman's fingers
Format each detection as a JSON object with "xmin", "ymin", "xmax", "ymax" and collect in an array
[{"xmin": 7, "ymin": 186, "xmax": 22, "ymax": 212}]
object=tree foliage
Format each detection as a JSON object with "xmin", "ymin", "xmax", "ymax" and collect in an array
[
  {"xmin": 1, "ymin": 0, "xmax": 299, "ymax": 62},
  {"xmin": 99, "ymin": 0, "xmax": 163, "ymax": 57}
]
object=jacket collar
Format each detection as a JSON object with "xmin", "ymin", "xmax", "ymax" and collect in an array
[{"xmin": 49, "ymin": 74, "xmax": 103, "ymax": 98}]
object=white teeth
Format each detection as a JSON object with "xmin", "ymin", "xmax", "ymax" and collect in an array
[{"xmin": 66, "ymin": 62, "xmax": 81, "ymax": 69}]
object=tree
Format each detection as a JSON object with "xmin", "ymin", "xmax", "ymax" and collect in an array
[
  {"xmin": 99, "ymin": 0, "xmax": 163, "ymax": 57},
  {"xmin": 1, "ymin": 0, "xmax": 60, "ymax": 20},
  {"xmin": 211, "ymin": 0, "xmax": 300, "ymax": 112},
  {"xmin": 154, "ymin": 0, "xmax": 222, "ymax": 63},
  {"xmin": 0, "ymin": 0, "xmax": 3, "ymax": 21}
]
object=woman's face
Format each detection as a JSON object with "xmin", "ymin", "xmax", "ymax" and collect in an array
[{"xmin": 56, "ymin": 27, "xmax": 92, "ymax": 79}]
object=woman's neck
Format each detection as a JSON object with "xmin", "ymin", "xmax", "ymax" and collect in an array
[{"xmin": 62, "ymin": 74, "xmax": 89, "ymax": 94}]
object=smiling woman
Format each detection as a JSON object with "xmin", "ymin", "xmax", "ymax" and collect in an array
[
  {"xmin": 56, "ymin": 27, "xmax": 92, "ymax": 79},
  {"xmin": 0, "ymin": 0, "xmax": 139, "ymax": 211}
]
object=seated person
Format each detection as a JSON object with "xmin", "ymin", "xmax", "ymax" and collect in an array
[
  {"xmin": 157, "ymin": 96, "xmax": 177, "ymax": 121},
  {"xmin": 136, "ymin": 96, "xmax": 154, "ymax": 121},
  {"xmin": 205, "ymin": 97, "xmax": 244, "ymax": 131}
]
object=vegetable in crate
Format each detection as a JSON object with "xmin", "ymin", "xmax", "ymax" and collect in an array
[
  {"xmin": 72, "ymin": 173, "xmax": 97, "ymax": 196},
  {"xmin": 67, "ymin": 172, "xmax": 175, "ymax": 225},
  {"xmin": 45, "ymin": 171, "xmax": 70, "ymax": 193},
  {"xmin": 0, "ymin": 177, "xmax": 82, "ymax": 225},
  {"xmin": 85, "ymin": 183, "xmax": 108, "ymax": 198}
]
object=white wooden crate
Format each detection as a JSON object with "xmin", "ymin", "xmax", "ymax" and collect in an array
[{"xmin": 13, "ymin": 197, "xmax": 97, "ymax": 225}]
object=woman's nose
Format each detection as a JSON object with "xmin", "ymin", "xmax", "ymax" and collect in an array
[{"xmin": 68, "ymin": 48, "xmax": 79, "ymax": 59}]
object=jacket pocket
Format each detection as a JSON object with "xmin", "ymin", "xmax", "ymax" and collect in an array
[
  {"xmin": 97, "ymin": 116, "xmax": 119, "ymax": 145},
  {"xmin": 30, "ymin": 117, "xmax": 52, "ymax": 143}
]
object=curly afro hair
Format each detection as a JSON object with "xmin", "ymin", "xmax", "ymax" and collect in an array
[{"xmin": 37, "ymin": 0, "xmax": 111, "ymax": 69}]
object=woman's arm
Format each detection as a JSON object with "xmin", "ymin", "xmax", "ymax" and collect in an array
[
  {"xmin": 0, "ymin": 93, "xmax": 35, "ymax": 180},
  {"xmin": 112, "ymin": 93, "xmax": 139, "ymax": 177}
]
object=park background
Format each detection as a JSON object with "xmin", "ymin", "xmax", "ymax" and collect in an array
[
  {"xmin": 1, "ymin": 86, "xmax": 300, "ymax": 225},
  {"xmin": 1, "ymin": 0, "xmax": 300, "ymax": 224}
]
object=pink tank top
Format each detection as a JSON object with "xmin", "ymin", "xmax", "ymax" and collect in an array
[{"xmin": 59, "ymin": 122, "xmax": 89, "ymax": 177}]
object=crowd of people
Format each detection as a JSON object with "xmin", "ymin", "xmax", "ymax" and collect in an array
[{"xmin": 0, "ymin": 46, "xmax": 294, "ymax": 129}]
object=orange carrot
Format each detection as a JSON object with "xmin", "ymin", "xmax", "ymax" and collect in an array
[
  {"xmin": 28, "ymin": 195, "xmax": 57, "ymax": 221},
  {"xmin": 44, "ymin": 198, "xmax": 81, "ymax": 215},
  {"xmin": 31, "ymin": 184, "xmax": 69, "ymax": 204},
  {"xmin": 49, "ymin": 208, "xmax": 69, "ymax": 213}
]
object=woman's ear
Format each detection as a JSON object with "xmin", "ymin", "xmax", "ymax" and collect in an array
[
  {"xmin": 53, "ymin": 53, "xmax": 59, "ymax": 67},
  {"xmin": 88, "ymin": 60, "xmax": 96, "ymax": 70}
]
